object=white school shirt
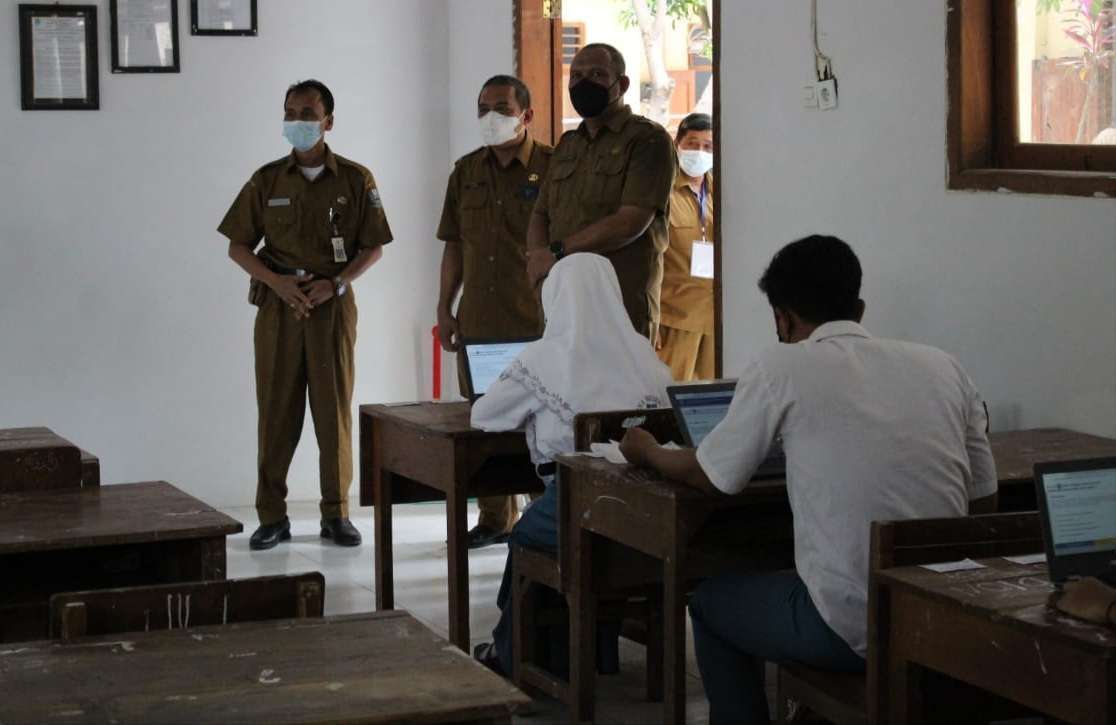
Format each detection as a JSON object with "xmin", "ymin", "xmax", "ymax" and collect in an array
[{"xmin": 696, "ymin": 321, "xmax": 997, "ymax": 657}]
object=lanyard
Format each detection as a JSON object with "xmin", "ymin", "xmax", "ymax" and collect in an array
[{"xmin": 697, "ymin": 179, "xmax": 708, "ymax": 241}]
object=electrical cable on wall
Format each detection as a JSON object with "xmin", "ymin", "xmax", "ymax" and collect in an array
[{"xmin": 810, "ymin": 0, "xmax": 838, "ymax": 110}]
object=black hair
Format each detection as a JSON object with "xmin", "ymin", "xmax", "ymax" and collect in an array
[
  {"xmin": 285, "ymin": 79, "xmax": 334, "ymax": 116},
  {"xmin": 479, "ymin": 75, "xmax": 531, "ymax": 111},
  {"xmin": 579, "ymin": 42, "xmax": 626, "ymax": 77},
  {"xmin": 758, "ymin": 235, "xmax": 862, "ymax": 324},
  {"xmin": 676, "ymin": 112, "xmax": 712, "ymax": 142}
]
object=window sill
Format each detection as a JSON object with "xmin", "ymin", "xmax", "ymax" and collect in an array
[{"xmin": 948, "ymin": 168, "xmax": 1116, "ymax": 199}]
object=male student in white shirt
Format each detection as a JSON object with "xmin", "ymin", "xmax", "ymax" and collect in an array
[{"xmin": 620, "ymin": 234, "xmax": 998, "ymax": 725}]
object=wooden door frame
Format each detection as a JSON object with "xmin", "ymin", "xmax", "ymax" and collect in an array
[{"xmin": 515, "ymin": 0, "xmax": 723, "ymax": 376}]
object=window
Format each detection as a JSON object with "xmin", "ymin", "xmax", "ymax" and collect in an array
[
  {"xmin": 948, "ymin": 0, "xmax": 1116, "ymax": 197},
  {"xmin": 561, "ymin": 22, "xmax": 583, "ymax": 65}
]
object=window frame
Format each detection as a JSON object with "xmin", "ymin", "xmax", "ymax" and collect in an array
[{"xmin": 947, "ymin": 0, "xmax": 1116, "ymax": 197}]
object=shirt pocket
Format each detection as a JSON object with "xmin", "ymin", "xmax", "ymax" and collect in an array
[
  {"xmin": 547, "ymin": 157, "xmax": 579, "ymax": 210},
  {"xmin": 262, "ymin": 204, "xmax": 296, "ymax": 242},
  {"xmin": 588, "ymin": 150, "xmax": 627, "ymax": 208},
  {"xmin": 459, "ymin": 183, "xmax": 489, "ymax": 234}
]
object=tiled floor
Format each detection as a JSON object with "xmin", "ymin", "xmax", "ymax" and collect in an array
[{"xmin": 222, "ymin": 499, "xmax": 714, "ymax": 724}]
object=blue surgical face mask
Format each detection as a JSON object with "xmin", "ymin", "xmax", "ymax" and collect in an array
[{"xmin": 282, "ymin": 120, "xmax": 323, "ymax": 152}]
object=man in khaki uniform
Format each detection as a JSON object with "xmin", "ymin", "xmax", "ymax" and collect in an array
[
  {"xmin": 437, "ymin": 75, "xmax": 550, "ymax": 548},
  {"xmin": 526, "ymin": 43, "xmax": 675, "ymax": 338},
  {"xmin": 219, "ymin": 79, "xmax": 392, "ymax": 550},
  {"xmin": 658, "ymin": 113, "xmax": 716, "ymax": 380}
]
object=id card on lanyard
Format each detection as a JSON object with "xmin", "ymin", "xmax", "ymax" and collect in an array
[{"xmin": 690, "ymin": 180, "xmax": 714, "ymax": 279}]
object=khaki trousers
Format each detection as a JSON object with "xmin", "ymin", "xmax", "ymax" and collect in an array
[
  {"xmin": 658, "ymin": 325, "xmax": 716, "ymax": 381},
  {"xmin": 254, "ymin": 289, "xmax": 357, "ymax": 525},
  {"xmin": 456, "ymin": 351, "xmax": 520, "ymax": 533}
]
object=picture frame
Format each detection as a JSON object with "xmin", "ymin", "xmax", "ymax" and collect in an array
[
  {"xmin": 18, "ymin": 4, "xmax": 100, "ymax": 111},
  {"xmin": 110, "ymin": 0, "xmax": 181, "ymax": 74},
  {"xmin": 190, "ymin": 0, "xmax": 256, "ymax": 36}
]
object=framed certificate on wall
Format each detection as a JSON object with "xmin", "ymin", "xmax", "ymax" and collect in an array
[
  {"xmin": 19, "ymin": 4, "xmax": 100, "ymax": 110},
  {"xmin": 110, "ymin": 0, "xmax": 181, "ymax": 73},
  {"xmin": 190, "ymin": 0, "xmax": 256, "ymax": 36}
]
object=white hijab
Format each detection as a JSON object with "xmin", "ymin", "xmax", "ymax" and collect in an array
[{"xmin": 471, "ymin": 253, "xmax": 673, "ymax": 463}]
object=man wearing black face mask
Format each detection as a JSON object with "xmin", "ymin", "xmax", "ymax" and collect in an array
[{"xmin": 526, "ymin": 43, "xmax": 676, "ymax": 339}]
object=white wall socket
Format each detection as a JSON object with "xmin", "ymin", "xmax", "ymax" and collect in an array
[
  {"xmin": 802, "ymin": 85, "xmax": 818, "ymax": 109},
  {"xmin": 817, "ymin": 78, "xmax": 838, "ymax": 110}
]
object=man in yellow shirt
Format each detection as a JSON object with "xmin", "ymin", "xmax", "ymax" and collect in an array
[{"xmin": 657, "ymin": 113, "xmax": 715, "ymax": 380}]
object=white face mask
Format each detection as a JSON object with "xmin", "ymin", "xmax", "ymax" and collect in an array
[
  {"xmin": 479, "ymin": 111, "xmax": 522, "ymax": 148},
  {"xmin": 678, "ymin": 149, "xmax": 714, "ymax": 178}
]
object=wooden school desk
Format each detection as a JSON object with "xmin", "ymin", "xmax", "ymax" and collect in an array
[
  {"xmin": 0, "ymin": 481, "xmax": 242, "ymax": 642},
  {"xmin": 877, "ymin": 557, "xmax": 1114, "ymax": 724},
  {"xmin": 558, "ymin": 454, "xmax": 794, "ymax": 725},
  {"xmin": 0, "ymin": 611, "xmax": 531, "ymax": 725},
  {"xmin": 359, "ymin": 401, "xmax": 543, "ymax": 651},
  {"xmin": 989, "ymin": 428, "xmax": 1116, "ymax": 511}
]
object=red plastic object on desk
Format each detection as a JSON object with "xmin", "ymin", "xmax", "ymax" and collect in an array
[{"xmin": 431, "ymin": 325, "xmax": 441, "ymax": 401}]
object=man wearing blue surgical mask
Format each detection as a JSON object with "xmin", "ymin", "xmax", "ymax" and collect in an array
[
  {"xmin": 218, "ymin": 79, "xmax": 393, "ymax": 550},
  {"xmin": 434, "ymin": 75, "xmax": 552, "ymax": 548},
  {"xmin": 525, "ymin": 43, "xmax": 676, "ymax": 340}
]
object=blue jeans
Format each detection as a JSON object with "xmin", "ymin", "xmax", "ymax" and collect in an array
[
  {"xmin": 689, "ymin": 570, "xmax": 866, "ymax": 725},
  {"xmin": 492, "ymin": 479, "xmax": 559, "ymax": 674}
]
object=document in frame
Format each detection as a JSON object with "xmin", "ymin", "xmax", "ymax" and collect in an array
[
  {"xmin": 197, "ymin": 0, "xmax": 252, "ymax": 31},
  {"xmin": 115, "ymin": 0, "xmax": 177, "ymax": 70},
  {"xmin": 32, "ymin": 16, "xmax": 89, "ymax": 100}
]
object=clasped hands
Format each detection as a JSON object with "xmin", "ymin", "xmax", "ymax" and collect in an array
[{"xmin": 271, "ymin": 272, "xmax": 334, "ymax": 319}]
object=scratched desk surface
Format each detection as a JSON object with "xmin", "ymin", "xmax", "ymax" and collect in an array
[
  {"xmin": 879, "ymin": 557, "xmax": 1115, "ymax": 651},
  {"xmin": 0, "ymin": 611, "xmax": 530, "ymax": 725},
  {"xmin": 0, "ymin": 481, "xmax": 242, "ymax": 554}
]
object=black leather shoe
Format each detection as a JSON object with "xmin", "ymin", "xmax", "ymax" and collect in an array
[
  {"xmin": 473, "ymin": 642, "xmax": 506, "ymax": 677},
  {"xmin": 249, "ymin": 517, "xmax": 291, "ymax": 550},
  {"xmin": 467, "ymin": 524, "xmax": 511, "ymax": 549},
  {"xmin": 320, "ymin": 517, "xmax": 362, "ymax": 547}
]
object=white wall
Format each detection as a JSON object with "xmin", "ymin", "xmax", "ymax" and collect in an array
[
  {"xmin": 721, "ymin": 1, "xmax": 1116, "ymax": 437},
  {"xmin": 0, "ymin": 0, "xmax": 450, "ymax": 508}
]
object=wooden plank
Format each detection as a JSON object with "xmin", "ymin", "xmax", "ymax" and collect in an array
[
  {"xmin": 0, "ymin": 481, "xmax": 242, "ymax": 554},
  {"xmin": 79, "ymin": 449, "xmax": 100, "ymax": 487},
  {"xmin": 990, "ymin": 428, "xmax": 1116, "ymax": 485},
  {"xmin": 0, "ymin": 612, "xmax": 530, "ymax": 725},
  {"xmin": 0, "ymin": 426, "xmax": 82, "ymax": 492}
]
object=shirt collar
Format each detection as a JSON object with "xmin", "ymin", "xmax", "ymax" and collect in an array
[
  {"xmin": 807, "ymin": 320, "xmax": 871, "ymax": 342},
  {"xmin": 578, "ymin": 104, "xmax": 633, "ymax": 137},
  {"xmin": 284, "ymin": 144, "xmax": 339, "ymax": 176},
  {"xmin": 483, "ymin": 134, "xmax": 535, "ymax": 168},
  {"xmin": 674, "ymin": 168, "xmax": 713, "ymax": 191}
]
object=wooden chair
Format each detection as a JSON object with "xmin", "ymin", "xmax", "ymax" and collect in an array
[
  {"xmin": 774, "ymin": 512, "xmax": 1043, "ymax": 724},
  {"xmin": 49, "ymin": 572, "xmax": 325, "ymax": 640},
  {"xmin": 511, "ymin": 408, "xmax": 680, "ymax": 703}
]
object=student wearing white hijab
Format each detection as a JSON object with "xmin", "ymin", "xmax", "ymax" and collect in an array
[{"xmin": 471, "ymin": 253, "xmax": 673, "ymax": 676}]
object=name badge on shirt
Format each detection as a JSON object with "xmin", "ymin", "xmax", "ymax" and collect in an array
[
  {"xmin": 267, "ymin": 197, "xmax": 291, "ymax": 207},
  {"xmin": 691, "ymin": 240, "xmax": 714, "ymax": 279},
  {"xmin": 518, "ymin": 184, "xmax": 540, "ymax": 201},
  {"xmin": 331, "ymin": 236, "xmax": 347, "ymax": 263}
]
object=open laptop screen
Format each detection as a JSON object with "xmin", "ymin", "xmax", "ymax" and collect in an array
[
  {"xmin": 463, "ymin": 339, "xmax": 534, "ymax": 398},
  {"xmin": 1040, "ymin": 467, "xmax": 1116, "ymax": 556},
  {"xmin": 671, "ymin": 386, "xmax": 735, "ymax": 447}
]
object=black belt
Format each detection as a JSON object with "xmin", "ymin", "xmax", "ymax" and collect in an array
[{"xmin": 537, "ymin": 462, "xmax": 557, "ymax": 477}]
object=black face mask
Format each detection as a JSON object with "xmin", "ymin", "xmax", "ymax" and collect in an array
[{"xmin": 569, "ymin": 78, "xmax": 615, "ymax": 119}]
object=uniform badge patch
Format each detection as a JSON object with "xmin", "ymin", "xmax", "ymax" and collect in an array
[
  {"xmin": 519, "ymin": 184, "xmax": 540, "ymax": 201},
  {"xmin": 368, "ymin": 189, "xmax": 382, "ymax": 208},
  {"xmin": 528, "ymin": 173, "xmax": 539, "ymax": 182},
  {"xmin": 337, "ymin": 195, "xmax": 348, "ymax": 206}
]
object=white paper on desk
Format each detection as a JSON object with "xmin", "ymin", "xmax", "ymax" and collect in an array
[
  {"xmin": 587, "ymin": 440, "xmax": 683, "ymax": 465},
  {"xmin": 1003, "ymin": 553, "xmax": 1047, "ymax": 565},
  {"xmin": 919, "ymin": 558, "xmax": 987, "ymax": 573}
]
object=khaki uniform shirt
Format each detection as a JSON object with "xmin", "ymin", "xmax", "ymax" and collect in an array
[
  {"xmin": 659, "ymin": 171, "xmax": 714, "ymax": 334},
  {"xmin": 535, "ymin": 105, "xmax": 676, "ymax": 335},
  {"xmin": 437, "ymin": 136, "xmax": 551, "ymax": 337},
  {"xmin": 218, "ymin": 145, "xmax": 393, "ymax": 278}
]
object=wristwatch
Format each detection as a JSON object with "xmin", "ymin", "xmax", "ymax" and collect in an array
[
  {"xmin": 549, "ymin": 240, "xmax": 566, "ymax": 260},
  {"xmin": 333, "ymin": 276, "xmax": 348, "ymax": 297}
]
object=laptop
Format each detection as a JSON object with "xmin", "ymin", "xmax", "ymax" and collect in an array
[
  {"xmin": 1033, "ymin": 457, "xmax": 1116, "ymax": 587},
  {"xmin": 666, "ymin": 380, "xmax": 786, "ymax": 479},
  {"xmin": 461, "ymin": 337, "xmax": 538, "ymax": 401}
]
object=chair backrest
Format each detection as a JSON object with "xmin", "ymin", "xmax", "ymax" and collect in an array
[
  {"xmin": 49, "ymin": 572, "xmax": 326, "ymax": 640},
  {"xmin": 0, "ymin": 427, "xmax": 84, "ymax": 492},
  {"xmin": 866, "ymin": 512, "xmax": 1041, "ymax": 723},
  {"xmin": 572, "ymin": 408, "xmax": 681, "ymax": 452}
]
